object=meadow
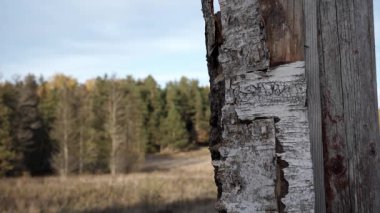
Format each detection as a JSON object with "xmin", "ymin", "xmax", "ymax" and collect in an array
[{"xmin": 0, "ymin": 148, "xmax": 217, "ymax": 213}]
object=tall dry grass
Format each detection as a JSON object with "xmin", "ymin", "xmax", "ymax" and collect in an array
[{"xmin": 0, "ymin": 148, "xmax": 217, "ymax": 213}]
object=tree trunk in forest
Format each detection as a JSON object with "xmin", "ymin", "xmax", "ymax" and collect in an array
[
  {"xmin": 108, "ymin": 80, "xmax": 125, "ymax": 176},
  {"xmin": 79, "ymin": 125, "xmax": 83, "ymax": 174},
  {"xmin": 203, "ymin": 0, "xmax": 380, "ymax": 212},
  {"xmin": 62, "ymin": 87, "xmax": 69, "ymax": 176}
]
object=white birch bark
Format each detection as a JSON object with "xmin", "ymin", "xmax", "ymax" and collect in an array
[{"xmin": 202, "ymin": 0, "xmax": 315, "ymax": 212}]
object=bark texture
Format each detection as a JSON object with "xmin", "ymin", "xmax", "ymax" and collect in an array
[
  {"xmin": 202, "ymin": 0, "xmax": 225, "ymax": 200},
  {"xmin": 202, "ymin": 0, "xmax": 314, "ymax": 212},
  {"xmin": 317, "ymin": 0, "xmax": 380, "ymax": 212}
]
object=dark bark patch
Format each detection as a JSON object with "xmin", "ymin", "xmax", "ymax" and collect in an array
[{"xmin": 275, "ymin": 137, "xmax": 289, "ymax": 213}]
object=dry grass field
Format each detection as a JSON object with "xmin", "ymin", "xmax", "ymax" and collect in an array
[{"xmin": 0, "ymin": 148, "xmax": 217, "ymax": 213}]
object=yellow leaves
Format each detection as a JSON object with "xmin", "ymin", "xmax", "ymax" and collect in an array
[
  {"xmin": 48, "ymin": 74, "xmax": 78, "ymax": 90},
  {"xmin": 84, "ymin": 79, "xmax": 96, "ymax": 92}
]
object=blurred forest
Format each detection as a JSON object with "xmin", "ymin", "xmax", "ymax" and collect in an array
[{"xmin": 0, "ymin": 74, "xmax": 210, "ymax": 177}]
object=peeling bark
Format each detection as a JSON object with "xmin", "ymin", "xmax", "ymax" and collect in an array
[
  {"xmin": 217, "ymin": 63, "xmax": 315, "ymax": 212},
  {"xmin": 202, "ymin": 0, "xmax": 225, "ymax": 200},
  {"xmin": 202, "ymin": 0, "xmax": 314, "ymax": 212}
]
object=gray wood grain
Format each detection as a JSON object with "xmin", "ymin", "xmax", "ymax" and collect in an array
[
  {"xmin": 304, "ymin": 0, "xmax": 326, "ymax": 212},
  {"xmin": 317, "ymin": 0, "xmax": 380, "ymax": 212}
]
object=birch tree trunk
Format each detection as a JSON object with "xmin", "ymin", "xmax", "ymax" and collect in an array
[
  {"xmin": 79, "ymin": 125, "xmax": 83, "ymax": 174},
  {"xmin": 63, "ymin": 87, "xmax": 69, "ymax": 176},
  {"xmin": 108, "ymin": 79, "xmax": 125, "ymax": 176},
  {"xmin": 203, "ymin": 0, "xmax": 380, "ymax": 212},
  {"xmin": 52, "ymin": 84, "xmax": 77, "ymax": 177},
  {"xmin": 202, "ymin": 0, "xmax": 314, "ymax": 212}
]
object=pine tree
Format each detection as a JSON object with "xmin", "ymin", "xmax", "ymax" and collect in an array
[
  {"xmin": 123, "ymin": 76, "xmax": 146, "ymax": 171},
  {"xmin": 0, "ymin": 73, "xmax": 211, "ymax": 176},
  {"xmin": 160, "ymin": 83, "xmax": 189, "ymax": 150},
  {"xmin": 194, "ymin": 86, "xmax": 210, "ymax": 144},
  {"xmin": 86, "ymin": 76, "xmax": 110, "ymax": 173},
  {"xmin": 0, "ymin": 84, "xmax": 19, "ymax": 176},
  {"xmin": 160, "ymin": 105, "xmax": 189, "ymax": 150},
  {"xmin": 16, "ymin": 75, "xmax": 53, "ymax": 175},
  {"xmin": 139, "ymin": 76, "xmax": 163, "ymax": 153}
]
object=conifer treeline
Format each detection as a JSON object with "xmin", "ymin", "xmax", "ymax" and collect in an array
[{"xmin": 0, "ymin": 74, "xmax": 210, "ymax": 176}]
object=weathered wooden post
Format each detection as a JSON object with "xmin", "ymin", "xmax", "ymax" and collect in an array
[
  {"xmin": 202, "ymin": 0, "xmax": 380, "ymax": 212},
  {"xmin": 316, "ymin": 0, "xmax": 380, "ymax": 212}
]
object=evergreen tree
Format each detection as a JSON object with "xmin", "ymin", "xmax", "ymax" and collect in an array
[
  {"xmin": 0, "ymin": 83, "xmax": 20, "ymax": 176},
  {"xmin": 201, "ymin": 86, "xmax": 211, "ymax": 143},
  {"xmin": 177, "ymin": 77, "xmax": 196, "ymax": 142},
  {"xmin": 16, "ymin": 75, "xmax": 53, "ymax": 175},
  {"xmin": 0, "ymin": 73, "xmax": 211, "ymax": 176},
  {"xmin": 38, "ymin": 76, "xmax": 59, "ymax": 136},
  {"xmin": 160, "ymin": 83, "xmax": 190, "ymax": 150},
  {"xmin": 160, "ymin": 105, "xmax": 189, "ymax": 150},
  {"xmin": 139, "ymin": 76, "xmax": 163, "ymax": 153},
  {"xmin": 123, "ymin": 76, "xmax": 146, "ymax": 171},
  {"xmin": 87, "ymin": 76, "xmax": 110, "ymax": 173},
  {"xmin": 194, "ymin": 86, "xmax": 210, "ymax": 144}
]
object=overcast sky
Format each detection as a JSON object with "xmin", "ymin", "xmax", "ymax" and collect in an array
[
  {"xmin": 0, "ymin": 0, "xmax": 208, "ymax": 85},
  {"xmin": 0, "ymin": 1, "xmax": 379, "ymax": 90}
]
